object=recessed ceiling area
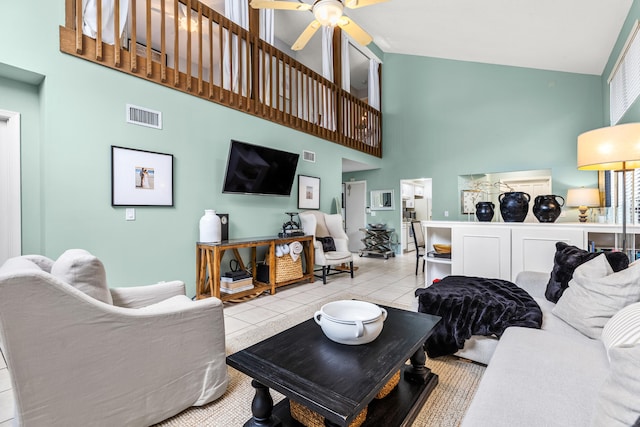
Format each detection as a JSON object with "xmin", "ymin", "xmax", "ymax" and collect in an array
[{"xmin": 342, "ymin": 158, "xmax": 377, "ymax": 173}]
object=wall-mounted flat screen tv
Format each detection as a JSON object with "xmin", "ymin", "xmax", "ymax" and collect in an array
[{"xmin": 222, "ymin": 140, "xmax": 300, "ymax": 196}]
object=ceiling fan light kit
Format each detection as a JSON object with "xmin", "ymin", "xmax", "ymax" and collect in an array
[
  {"xmin": 314, "ymin": 0, "xmax": 344, "ymax": 27},
  {"xmin": 250, "ymin": 0, "xmax": 388, "ymax": 50}
]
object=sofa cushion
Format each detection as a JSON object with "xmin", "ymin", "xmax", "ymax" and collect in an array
[
  {"xmin": 553, "ymin": 255, "xmax": 640, "ymax": 339},
  {"xmin": 591, "ymin": 344, "xmax": 640, "ymax": 427},
  {"xmin": 0, "ymin": 257, "xmax": 42, "ymax": 274},
  {"xmin": 460, "ymin": 327, "xmax": 609, "ymax": 427},
  {"xmin": 545, "ymin": 242, "xmax": 629, "ymax": 303},
  {"xmin": 51, "ymin": 249, "xmax": 112, "ymax": 304},
  {"xmin": 602, "ymin": 301, "xmax": 640, "ymax": 360}
]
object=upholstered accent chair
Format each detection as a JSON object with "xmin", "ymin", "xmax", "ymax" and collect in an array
[
  {"xmin": 299, "ymin": 211, "xmax": 354, "ymax": 284},
  {"xmin": 0, "ymin": 250, "xmax": 228, "ymax": 426},
  {"xmin": 411, "ymin": 221, "xmax": 426, "ymax": 275}
]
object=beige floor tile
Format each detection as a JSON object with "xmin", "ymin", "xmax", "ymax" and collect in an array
[
  {"xmin": 223, "ymin": 316, "xmax": 254, "ymax": 335},
  {"xmin": 231, "ymin": 306, "xmax": 282, "ymax": 324},
  {"xmin": 0, "ymin": 370, "xmax": 10, "ymax": 394},
  {"xmin": 257, "ymin": 298, "xmax": 304, "ymax": 314},
  {"xmin": 0, "ymin": 389, "xmax": 14, "ymax": 423}
]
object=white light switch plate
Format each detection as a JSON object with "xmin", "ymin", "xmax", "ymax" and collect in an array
[{"xmin": 126, "ymin": 208, "xmax": 136, "ymax": 221}]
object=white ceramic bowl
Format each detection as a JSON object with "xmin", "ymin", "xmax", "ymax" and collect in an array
[{"xmin": 314, "ymin": 300, "xmax": 387, "ymax": 345}]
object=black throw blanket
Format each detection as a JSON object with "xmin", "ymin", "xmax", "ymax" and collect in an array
[{"xmin": 415, "ymin": 276, "xmax": 542, "ymax": 358}]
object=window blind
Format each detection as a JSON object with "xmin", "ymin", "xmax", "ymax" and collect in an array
[{"xmin": 609, "ymin": 20, "xmax": 640, "ymax": 125}]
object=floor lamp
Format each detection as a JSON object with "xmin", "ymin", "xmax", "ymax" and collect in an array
[{"xmin": 577, "ymin": 123, "xmax": 640, "ymax": 253}]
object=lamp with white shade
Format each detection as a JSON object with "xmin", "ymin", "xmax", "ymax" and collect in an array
[
  {"xmin": 566, "ymin": 188, "xmax": 600, "ymax": 222},
  {"xmin": 577, "ymin": 122, "xmax": 640, "ymax": 251}
]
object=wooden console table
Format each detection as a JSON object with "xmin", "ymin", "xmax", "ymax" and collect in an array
[{"xmin": 196, "ymin": 235, "xmax": 315, "ymax": 302}]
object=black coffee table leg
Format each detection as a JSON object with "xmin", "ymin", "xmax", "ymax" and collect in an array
[
  {"xmin": 245, "ymin": 380, "xmax": 281, "ymax": 427},
  {"xmin": 404, "ymin": 346, "xmax": 430, "ymax": 384}
]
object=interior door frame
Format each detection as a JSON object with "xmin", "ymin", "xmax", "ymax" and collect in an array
[
  {"xmin": 344, "ymin": 180, "xmax": 367, "ymax": 252},
  {"xmin": 0, "ymin": 109, "xmax": 22, "ymax": 262}
]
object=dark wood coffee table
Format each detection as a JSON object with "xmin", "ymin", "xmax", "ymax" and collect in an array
[{"xmin": 226, "ymin": 305, "xmax": 441, "ymax": 427}]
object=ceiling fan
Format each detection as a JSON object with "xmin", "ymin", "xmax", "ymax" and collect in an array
[{"xmin": 250, "ymin": 0, "xmax": 388, "ymax": 51}]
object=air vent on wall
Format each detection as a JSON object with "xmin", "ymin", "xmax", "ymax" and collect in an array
[
  {"xmin": 126, "ymin": 104, "xmax": 162, "ymax": 129},
  {"xmin": 302, "ymin": 150, "xmax": 316, "ymax": 163}
]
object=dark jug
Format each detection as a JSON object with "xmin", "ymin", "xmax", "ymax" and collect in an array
[
  {"xmin": 499, "ymin": 192, "xmax": 531, "ymax": 222},
  {"xmin": 475, "ymin": 202, "xmax": 495, "ymax": 222},
  {"xmin": 532, "ymin": 195, "xmax": 565, "ymax": 223}
]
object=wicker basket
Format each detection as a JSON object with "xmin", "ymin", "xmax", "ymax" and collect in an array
[
  {"xmin": 375, "ymin": 370, "xmax": 401, "ymax": 399},
  {"xmin": 290, "ymin": 400, "xmax": 367, "ymax": 427},
  {"xmin": 275, "ymin": 255, "xmax": 303, "ymax": 283}
]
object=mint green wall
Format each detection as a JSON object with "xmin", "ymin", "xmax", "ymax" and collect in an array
[
  {"xmin": 346, "ymin": 55, "xmax": 604, "ymax": 223},
  {"xmin": 1, "ymin": 1, "xmax": 633, "ymax": 294},
  {"xmin": 0, "ymin": 76, "xmax": 43, "ymax": 254},
  {"xmin": 0, "ymin": 2, "xmax": 381, "ymax": 295}
]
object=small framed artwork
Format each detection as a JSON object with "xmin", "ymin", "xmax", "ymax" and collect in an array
[
  {"xmin": 111, "ymin": 146, "xmax": 174, "ymax": 206},
  {"xmin": 298, "ymin": 175, "xmax": 320, "ymax": 210},
  {"xmin": 461, "ymin": 190, "xmax": 482, "ymax": 214}
]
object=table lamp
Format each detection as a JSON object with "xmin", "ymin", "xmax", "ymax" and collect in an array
[
  {"xmin": 566, "ymin": 188, "xmax": 600, "ymax": 222},
  {"xmin": 577, "ymin": 123, "xmax": 640, "ymax": 251}
]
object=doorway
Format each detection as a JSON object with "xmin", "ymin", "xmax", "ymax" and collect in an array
[
  {"xmin": 344, "ymin": 180, "xmax": 366, "ymax": 252},
  {"xmin": 0, "ymin": 109, "xmax": 21, "ymax": 264}
]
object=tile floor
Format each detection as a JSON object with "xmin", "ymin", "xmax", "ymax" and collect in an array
[{"xmin": 0, "ymin": 253, "xmax": 426, "ymax": 425}]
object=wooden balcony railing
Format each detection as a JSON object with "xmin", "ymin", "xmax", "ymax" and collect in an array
[{"xmin": 59, "ymin": 0, "xmax": 382, "ymax": 157}]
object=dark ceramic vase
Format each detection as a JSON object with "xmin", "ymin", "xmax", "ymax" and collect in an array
[
  {"xmin": 532, "ymin": 195, "xmax": 565, "ymax": 223},
  {"xmin": 499, "ymin": 192, "xmax": 531, "ymax": 222},
  {"xmin": 475, "ymin": 202, "xmax": 495, "ymax": 222}
]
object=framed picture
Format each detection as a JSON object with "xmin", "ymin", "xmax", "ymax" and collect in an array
[
  {"xmin": 461, "ymin": 190, "xmax": 482, "ymax": 214},
  {"xmin": 298, "ymin": 175, "xmax": 320, "ymax": 210},
  {"xmin": 111, "ymin": 146, "xmax": 174, "ymax": 206}
]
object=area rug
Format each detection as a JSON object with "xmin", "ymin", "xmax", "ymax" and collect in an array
[{"xmin": 155, "ymin": 294, "xmax": 485, "ymax": 427}]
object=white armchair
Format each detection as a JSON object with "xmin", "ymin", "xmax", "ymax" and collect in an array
[
  {"xmin": 0, "ymin": 250, "xmax": 228, "ymax": 427},
  {"xmin": 299, "ymin": 211, "xmax": 354, "ymax": 284}
]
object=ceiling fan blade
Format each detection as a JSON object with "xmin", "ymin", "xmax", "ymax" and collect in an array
[
  {"xmin": 344, "ymin": 0, "xmax": 389, "ymax": 9},
  {"xmin": 337, "ymin": 16, "xmax": 372, "ymax": 46},
  {"xmin": 250, "ymin": 0, "xmax": 312, "ymax": 11},
  {"xmin": 292, "ymin": 20, "xmax": 321, "ymax": 51}
]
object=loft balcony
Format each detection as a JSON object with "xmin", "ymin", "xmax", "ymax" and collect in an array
[{"xmin": 59, "ymin": 0, "xmax": 382, "ymax": 157}]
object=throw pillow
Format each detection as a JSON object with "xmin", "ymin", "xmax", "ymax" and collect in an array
[
  {"xmin": 545, "ymin": 242, "xmax": 629, "ymax": 303},
  {"xmin": 553, "ymin": 255, "xmax": 640, "ymax": 339},
  {"xmin": 312, "ymin": 212, "xmax": 331, "ymax": 237},
  {"xmin": 51, "ymin": 249, "xmax": 112, "ymax": 304},
  {"xmin": 590, "ymin": 344, "xmax": 640, "ymax": 427},
  {"xmin": 316, "ymin": 236, "xmax": 336, "ymax": 252},
  {"xmin": 602, "ymin": 301, "xmax": 640, "ymax": 361}
]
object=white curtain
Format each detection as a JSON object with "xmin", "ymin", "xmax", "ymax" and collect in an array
[
  {"xmin": 341, "ymin": 34, "xmax": 351, "ymax": 136},
  {"xmin": 260, "ymin": 9, "xmax": 274, "ymax": 44},
  {"xmin": 82, "ymin": 0, "xmax": 129, "ymax": 45},
  {"xmin": 259, "ymin": 8, "xmax": 275, "ymax": 104},
  {"xmin": 322, "ymin": 27, "xmax": 333, "ymax": 81},
  {"xmin": 223, "ymin": 0, "xmax": 249, "ymax": 95},
  {"xmin": 341, "ymin": 33, "xmax": 351, "ymax": 92},
  {"xmin": 321, "ymin": 27, "xmax": 336, "ymax": 130},
  {"xmin": 368, "ymin": 58, "xmax": 381, "ymax": 110}
]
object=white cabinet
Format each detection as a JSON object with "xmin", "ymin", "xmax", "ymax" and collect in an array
[
  {"xmin": 414, "ymin": 185, "xmax": 424, "ymax": 198},
  {"xmin": 405, "ymin": 199, "xmax": 415, "ymax": 208},
  {"xmin": 452, "ymin": 225, "xmax": 511, "ymax": 280},
  {"xmin": 511, "ymin": 226, "xmax": 584, "ymax": 281},
  {"xmin": 423, "ymin": 221, "xmax": 640, "ymax": 285},
  {"xmin": 401, "ymin": 183, "xmax": 414, "ymax": 200},
  {"xmin": 424, "ymin": 223, "xmax": 453, "ymax": 284}
]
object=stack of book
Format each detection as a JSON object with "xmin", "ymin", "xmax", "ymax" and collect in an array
[{"xmin": 220, "ymin": 272, "xmax": 253, "ymax": 294}]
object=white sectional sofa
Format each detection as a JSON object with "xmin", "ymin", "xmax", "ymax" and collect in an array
[{"xmin": 460, "ymin": 263, "xmax": 640, "ymax": 427}]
